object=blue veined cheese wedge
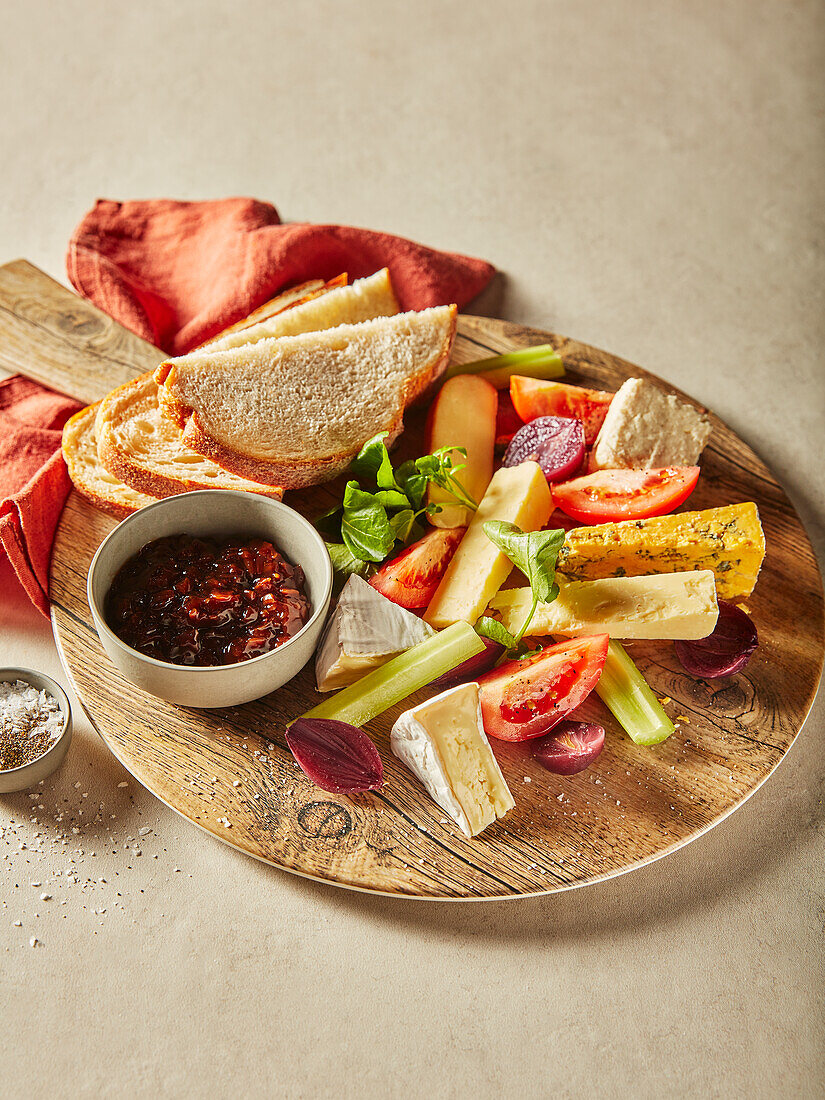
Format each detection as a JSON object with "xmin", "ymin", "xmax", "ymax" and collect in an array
[
  {"xmin": 556, "ymin": 502, "xmax": 765, "ymax": 599},
  {"xmin": 423, "ymin": 461, "xmax": 554, "ymax": 629},
  {"xmin": 315, "ymin": 575, "xmax": 435, "ymax": 691},
  {"xmin": 390, "ymin": 682, "xmax": 514, "ymax": 838},
  {"xmin": 489, "ymin": 570, "xmax": 719, "ymax": 640}
]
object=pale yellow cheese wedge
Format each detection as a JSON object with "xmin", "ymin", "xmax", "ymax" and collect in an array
[
  {"xmin": 489, "ymin": 570, "xmax": 719, "ymax": 640},
  {"xmin": 423, "ymin": 461, "xmax": 554, "ymax": 628}
]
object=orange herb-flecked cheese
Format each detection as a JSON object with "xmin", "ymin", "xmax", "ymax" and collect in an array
[{"xmin": 556, "ymin": 503, "xmax": 765, "ymax": 599}]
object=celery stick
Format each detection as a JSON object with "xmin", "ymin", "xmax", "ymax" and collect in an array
[
  {"xmin": 445, "ymin": 345, "xmax": 564, "ymax": 388},
  {"xmin": 300, "ymin": 622, "xmax": 485, "ymax": 728},
  {"xmin": 596, "ymin": 640, "xmax": 675, "ymax": 747}
]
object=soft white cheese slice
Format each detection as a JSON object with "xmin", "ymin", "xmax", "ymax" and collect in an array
[
  {"xmin": 489, "ymin": 569, "xmax": 719, "ymax": 640},
  {"xmin": 314, "ymin": 575, "xmax": 435, "ymax": 691},
  {"xmin": 390, "ymin": 682, "xmax": 515, "ymax": 838}
]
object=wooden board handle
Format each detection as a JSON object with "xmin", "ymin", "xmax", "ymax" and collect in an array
[{"xmin": 0, "ymin": 259, "xmax": 165, "ymax": 404}]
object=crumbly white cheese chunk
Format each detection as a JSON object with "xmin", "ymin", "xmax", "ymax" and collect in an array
[{"xmin": 592, "ymin": 377, "xmax": 712, "ymax": 470}]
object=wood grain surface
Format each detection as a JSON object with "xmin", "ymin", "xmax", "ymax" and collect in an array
[
  {"xmin": 30, "ymin": 295, "xmax": 820, "ymax": 897},
  {"xmin": 0, "ymin": 259, "xmax": 164, "ymax": 400}
]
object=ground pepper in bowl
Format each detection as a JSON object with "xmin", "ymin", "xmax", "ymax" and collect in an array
[{"xmin": 105, "ymin": 533, "xmax": 311, "ymax": 667}]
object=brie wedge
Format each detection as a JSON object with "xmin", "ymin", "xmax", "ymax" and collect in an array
[
  {"xmin": 391, "ymin": 682, "xmax": 514, "ymax": 838},
  {"xmin": 315, "ymin": 575, "xmax": 435, "ymax": 692},
  {"xmin": 489, "ymin": 570, "xmax": 719, "ymax": 640}
]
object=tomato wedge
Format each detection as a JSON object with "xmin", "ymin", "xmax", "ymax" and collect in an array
[
  {"xmin": 477, "ymin": 635, "xmax": 609, "ymax": 742},
  {"xmin": 552, "ymin": 467, "xmax": 700, "ymax": 524},
  {"xmin": 510, "ymin": 377, "xmax": 613, "ymax": 446},
  {"xmin": 369, "ymin": 526, "xmax": 465, "ymax": 609}
]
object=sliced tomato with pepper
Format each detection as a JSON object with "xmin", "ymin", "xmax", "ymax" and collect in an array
[
  {"xmin": 369, "ymin": 526, "xmax": 465, "ymax": 609},
  {"xmin": 477, "ymin": 635, "xmax": 609, "ymax": 742},
  {"xmin": 510, "ymin": 377, "xmax": 613, "ymax": 446},
  {"xmin": 552, "ymin": 467, "xmax": 700, "ymax": 524}
]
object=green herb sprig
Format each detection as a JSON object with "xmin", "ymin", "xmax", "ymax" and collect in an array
[
  {"xmin": 475, "ymin": 522, "xmax": 565, "ymax": 657},
  {"xmin": 319, "ymin": 434, "xmax": 479, "ymax": 575}
]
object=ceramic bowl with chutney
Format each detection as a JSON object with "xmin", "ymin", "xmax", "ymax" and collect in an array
[{"xmin": 87, "ymin": 491, "xmax": 333, "ymax": 708}]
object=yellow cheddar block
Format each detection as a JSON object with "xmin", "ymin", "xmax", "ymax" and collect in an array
[
  {"xmin": 557, "ymin": 503, "xmax": 765, "ymax": 599},
  {"xmin": 423, "ymin": 461, "xmax": 554, "ymax": 628}
]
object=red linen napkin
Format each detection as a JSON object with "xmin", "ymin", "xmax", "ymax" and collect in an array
[
  {"xmin": 67, "ymin": 198, "xmax": 495, "ymax": 354},
  {"xmin": 0, "ymin": 378, "xmax": 81, "ymax": 615},
  {"xmin": 2, "ymin": 197, "xmax": 495, "ymax": 615}
]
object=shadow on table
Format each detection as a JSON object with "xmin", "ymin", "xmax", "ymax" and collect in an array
[{"xmin": 251, "ymin": 692, "xmax": 824, "ymax": 946}]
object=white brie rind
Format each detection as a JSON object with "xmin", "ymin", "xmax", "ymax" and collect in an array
[
  {"xmin": 489, "ymin": 570, "xmax": 719, "ymax": 640},
  {"xmin": 315, "ymin": 575, "xmax": 435, "ymax": 691},
  {"xmin": 390, "ymin": 682, "xmax": 514, "ymax": 838}
]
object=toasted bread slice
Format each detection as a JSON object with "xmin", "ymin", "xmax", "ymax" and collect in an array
[
  {"xmin": 204, "ymin": 268, "xmax": 399, "ymax": 352},
  {"xmin": 155, "ymin": 305, "xmax": 457, "ymax": 489},
  {"xmin": 62, "ymin": 403, "xmax": 157, "ymax": 519},
  {"xmin": 201, "ymin": 275, "xmax": 346, "ymax": 347},
  {"xmin": 95, "ymin": 373, "xmax": 284, "ymax": 499}
]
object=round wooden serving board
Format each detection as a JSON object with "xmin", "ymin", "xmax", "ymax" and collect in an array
[{"xmin": 50, "ymin": 318, "xmax": 825, "ymax": 900}]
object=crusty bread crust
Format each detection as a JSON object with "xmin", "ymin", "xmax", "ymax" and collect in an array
[
  {"xmin": 154, "ymin": 304, "xmax": 457, "ymax": 489},
  {"xmin": 95, "ymin": 373, "xmax": 283, "ymax": 499},
  {"xmin": 196, "ymin": 275, "xmax": 347, "ymax": 348},
  {"xmin": 176, "ymin": 402, "xmax": 407, "ymax": 489},
  {"xmin": 62, "ymin": 403, "xmax": 157, "ymax": 519}
]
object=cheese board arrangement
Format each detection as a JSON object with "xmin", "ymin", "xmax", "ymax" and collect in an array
[{"xmin": 1, "ymin": 259, "xmax": 822, "ymax": 899}]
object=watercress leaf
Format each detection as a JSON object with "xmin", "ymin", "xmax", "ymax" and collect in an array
[
  {"xmin": 475, "ymin": 616, "xmax": 518, "ymax": 651},
  {"xmin": 483, "ymin": 522, "xmax": 565, "ymax": 605},
  {"xmin": 373, "ymin": 489, "xmax": 411, "ymax": 509},
  {"xmin": 396, "ymin": 460, "xmax": 428, "ymax": 510},
  {"xmin": 341, "ymin": 482, "xmax": 395, "ymax": 563},
  {"xmin": 314, "ymin": 505, "xmax": 343, "ymax": 540},
  {"xmin": 349, "ymin": 432, "xmax": 400, "ymax": 493},
  {"xmin": 349, "ymin": 433, "xmax": 390, "ymax": 479},
  {"xmin": 388, "ymin": 508, "xmax": 416, "ymax": 543},
  {"xmin": 413, "ymin": 454, "xmax": 441, "ymax": 479},
  {"xmin": 325, "ymin": 542, "xmax": 373, "ymax": 579}
]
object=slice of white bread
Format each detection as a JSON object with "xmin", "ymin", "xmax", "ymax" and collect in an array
[
  {"xmin": 203, "ymin": 268, "xmax": 400, "ymax": 352},
  {"xmin": 62, "ymin": 403, "xmax": 157, "ymax": 519},
  {"xmin": 95, "ymin": 373, "xmax": 284, "ymax": 500},
  {"xmin": 155, "ymin": 305, "xmax": 458, "ymax": 489},
  {"xmin": 200, "ymin": 275, "xmax": 345, "ymax": 347}
]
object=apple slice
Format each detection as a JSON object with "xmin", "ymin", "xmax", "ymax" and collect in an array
[
  {"xmin": 369, "ymin": 527, "xmax": 465, "ymax": 609},
  {"xmin": 425, "ymin": 375, "xmax": 498, "ymax": 528},
  {"xmin": 510, "ymin": 377, "xmax": 613, "ymax": 446}
]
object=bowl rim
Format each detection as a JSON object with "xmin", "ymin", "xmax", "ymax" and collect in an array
[
  {"xmin": 0, "ymin": 666, "xmax": 73, "ymax": 776},
  {"xmin": 86, "ymin": 490, "xmax": 333, "ymax": 674}
]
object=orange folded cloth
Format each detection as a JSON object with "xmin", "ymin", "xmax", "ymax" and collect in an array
[
  {"xmin": 2, "ymin": 197, "xmax": 495, "ymax": 615},
  {"xmin": 0, "ymin": 378, "xmax": 80, "ymax": 615},
  {"xmin": 67, "ymin": 198, "xmax": 495, "ymax": 353}
]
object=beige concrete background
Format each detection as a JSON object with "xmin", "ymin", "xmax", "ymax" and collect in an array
[{"xmin": 1, "ymin": 1, "xmax": 823, "ymax": 1097}]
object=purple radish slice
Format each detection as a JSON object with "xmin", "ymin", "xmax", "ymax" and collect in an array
[
  {"xmin": 429, "ymin": 637, "xmax": 504, "ymax": 690},
  {"xmin": 503, "ymin": 416, "xmax": 586, "ymax": 483},
  {"xmin": 286, "ymin": 718, "xmax": 384, "ymax": 793},
  {"xmin": 532, "ymin": 721, "xmax": 605, "ymax": 775},
  {"xmin": 674, "ymin": 601, "xmax": 758, "ymax": 679}
]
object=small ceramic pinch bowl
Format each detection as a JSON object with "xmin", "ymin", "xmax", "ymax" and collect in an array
[
  {"xmin": 0, "ymin": 668, "xmax": 73, "ymax": 793},
  {"xmin": 87, "ymin": 490, "xmax": 333, "ymax": 708}
]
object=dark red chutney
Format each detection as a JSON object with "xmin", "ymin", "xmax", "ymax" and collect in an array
[{"xmin": 105, "ymin": 534, "xmax": 310, "ymax": 667}]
